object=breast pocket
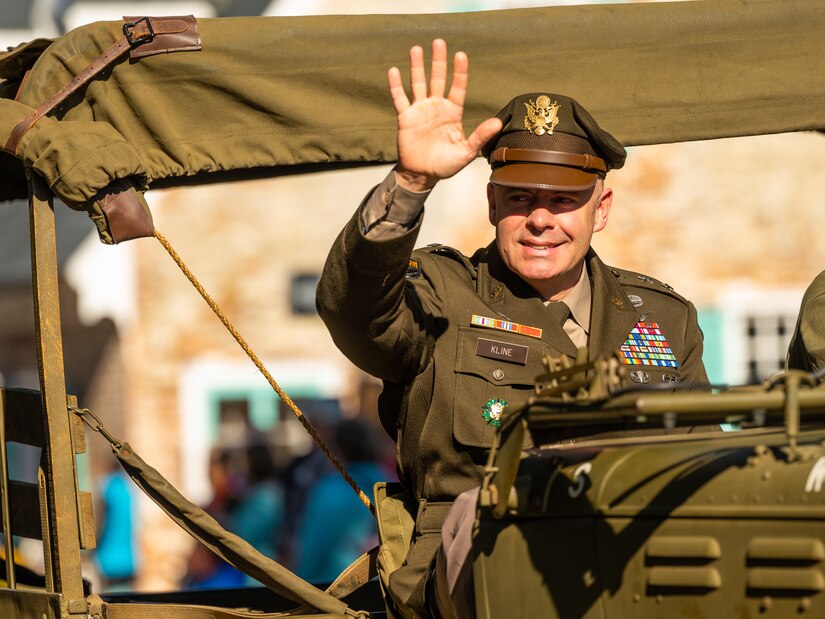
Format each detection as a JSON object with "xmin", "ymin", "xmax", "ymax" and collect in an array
[{"xmin": 452, "ymin": 326, "xmax": 546, "ymax": 449}]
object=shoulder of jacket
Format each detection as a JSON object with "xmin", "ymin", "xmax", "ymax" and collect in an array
[
  {"xmin": 607, "ymin": 265, "xmax": 689, "ymax": 304},
  {"xmin": 413, "ymin": 244, "xmax": 478, "ymax": 278}
]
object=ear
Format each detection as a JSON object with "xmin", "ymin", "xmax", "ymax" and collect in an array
[
  {"xmin": 592, "ymin": 186, "xmax": 613, "ymax": 233},
  {"xmin": 487, "ymin": 183, "xmax": 497, "ymax": 226}
]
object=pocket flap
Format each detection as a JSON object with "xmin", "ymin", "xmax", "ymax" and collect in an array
[{"xmin": 453, "ymin": 327, "xmax": 544, "ymax": 448}]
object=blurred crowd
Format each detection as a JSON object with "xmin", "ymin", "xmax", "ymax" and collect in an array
[{"xmin": 90, "ymin": 414, "xmax": 394, "ymax": 590}]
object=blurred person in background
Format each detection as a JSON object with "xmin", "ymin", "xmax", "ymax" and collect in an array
[
  {"xmin": 183, "ymin": 448, "xmax": 244, "ymax": 589},
  {"xmin": 294, "ymin": 418, "xmax": 389, "ymax": 583},
  {"xmin": 94, "ymin": 461, "xmax": 138, "ymax": 592},
  {"xmin": 233, "ymin": 442, "xmax": 285, "ymax": 584},
  {"xmin": 279, "ymin": 410, "xmax": 336, "ymax": 566}
]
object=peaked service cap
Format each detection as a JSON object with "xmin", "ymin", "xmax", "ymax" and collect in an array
[{"xmin": 481, "ymin": 93, "xmax": 626, "ymax": 191}]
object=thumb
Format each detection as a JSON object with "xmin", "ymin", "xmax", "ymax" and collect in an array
[{"xmin": 466, "ymin": 117, "xmax": 503, "ymax": 154}]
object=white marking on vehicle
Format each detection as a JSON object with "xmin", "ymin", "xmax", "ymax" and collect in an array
[
  {"xmin": 805, "ymin": 456, "xmax": 825, "ymax": 493},
  {"xmin": 569, "ymin": 462, "xmax": 592, "ymax": 498}
]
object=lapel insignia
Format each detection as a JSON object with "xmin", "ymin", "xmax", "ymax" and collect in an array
[
  {"xmin": 482, "ymin": 398, "xmax": 508, "ymax": 428},
  {"xmin": 471, "ymin": 314, "xmax": 543, "ymax": 339},
  {"xmin": 620, "ymin": 322, "xmax": 679, "ymax": 368},
  {"xmin": 523, "ymin": 95, "xmax": 560, "ymax": 136},
  {"xmin": 406, "ymin": 258, "xmax": 421, "ymax": 279}
]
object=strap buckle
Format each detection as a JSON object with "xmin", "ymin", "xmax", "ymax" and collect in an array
[{"xmin": 123, "ymin": 17, "xmax": 155, "ymax": 46}]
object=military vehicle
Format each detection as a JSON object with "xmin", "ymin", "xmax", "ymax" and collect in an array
[{"xmin": 1, "ymin": 1, "xmax": 824, "ymax": 617}]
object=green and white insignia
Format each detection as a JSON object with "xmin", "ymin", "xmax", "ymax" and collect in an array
[{"xmin": 482, "ymin": 398, "xmax": 508, "ymax": 428}]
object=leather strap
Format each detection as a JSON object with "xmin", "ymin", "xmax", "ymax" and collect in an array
[
  {"xmin": 125, "ymin": 16, "xmax": 201, "ymax": 59},
  {"xmin": 3, "ymin": 16, "xmax": 199, "ymax": 157},
  {"xmin": 3, "ymin": 35, "xmax": 133, "ymax": 155},
  {"xmin": 490, "ymin": 147, "xmax": 607, "ymax": 174}
]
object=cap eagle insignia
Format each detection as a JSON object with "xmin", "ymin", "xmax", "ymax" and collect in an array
[{"xmin": 524, "ymin": 95, "xmax": 560, "ymax": 136}]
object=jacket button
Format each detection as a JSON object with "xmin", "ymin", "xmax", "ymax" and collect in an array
[{"xmin": 492, "ymin": 368, "xmax": 505, "ymax": 381}]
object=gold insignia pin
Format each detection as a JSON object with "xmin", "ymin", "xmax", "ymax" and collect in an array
[{"xmin": 524, "ymin": 95, "xmax": 560, "ymax": 136}]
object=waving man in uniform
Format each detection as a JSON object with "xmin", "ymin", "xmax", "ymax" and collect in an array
[{"xmin": 317, "ymin": 39, "xmax": 708, "ymax": 618}]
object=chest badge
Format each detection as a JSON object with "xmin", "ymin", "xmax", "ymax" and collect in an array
[
  {"xmin": 482, "ymin": 398, "xmax": 508, "ymax": 428},
  {"xmin": 629, "ymin": 369, "xmax": 650, "ymax": 384},
  {"xmin": 620, "ymin": 321, "xmax": 679, "ymax": 368}
]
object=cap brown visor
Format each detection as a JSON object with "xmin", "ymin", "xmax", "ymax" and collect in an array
[
  {"xmin": 489, "ymin": 147, "xmax": 606, "ymax": 191},
  {"xmin": 490, "ymin": 163, "xmax": 599, "ymax": 191}
]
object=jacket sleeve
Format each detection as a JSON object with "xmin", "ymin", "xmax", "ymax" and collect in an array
[
  {"xmin": 786, "ymin": 270, "xmax": 825, "ymax": 376},
  {"xmin": 316, "ymin": 182, "xmax": 443, "ymax": 385}
]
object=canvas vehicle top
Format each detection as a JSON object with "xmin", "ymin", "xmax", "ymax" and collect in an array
[{"xmin": 1, "ymin": 1, "xmax": 825, "ymax": 618}]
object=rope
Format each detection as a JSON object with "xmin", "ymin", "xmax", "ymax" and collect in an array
[{"xmin": 153, "ymin": 230, "xmax": 375, "ymax": 516}]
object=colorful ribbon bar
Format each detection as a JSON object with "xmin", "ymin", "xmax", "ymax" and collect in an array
[
  {"xmin": 471, "ymin": 314, "xmax": 543, "ymax": 339},
  {"xmin": 620, "ymin": 321, "xmax": 679, "ymax": 368}
]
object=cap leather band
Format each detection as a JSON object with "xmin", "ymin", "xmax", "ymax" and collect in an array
[{"xmin": 490, "ymin": 147, "xmax": 607, "ymax": 174}]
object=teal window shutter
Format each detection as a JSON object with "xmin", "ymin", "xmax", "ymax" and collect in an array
[{"xmin": 697, "ymin": 307, "xmax": 724, "ymax": 385}]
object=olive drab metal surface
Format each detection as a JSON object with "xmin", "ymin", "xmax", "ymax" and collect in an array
[{"xmin": 476, "ymin": 356, "xmax": 825, "ymax": 618}]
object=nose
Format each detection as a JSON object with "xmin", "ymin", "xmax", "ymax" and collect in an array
[{"xmin": 525, "ymin": 204, "xmax": 555, "ymax": 231}]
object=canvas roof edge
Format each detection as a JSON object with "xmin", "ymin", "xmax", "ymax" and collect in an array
[{"xmin": 0, "ymin": 0, "xmax": 823, "ymax": 210}]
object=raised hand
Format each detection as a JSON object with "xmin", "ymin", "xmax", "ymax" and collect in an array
[{"xmin": 388, "ymin": 39, "xmax": 503, "ymax": 192}]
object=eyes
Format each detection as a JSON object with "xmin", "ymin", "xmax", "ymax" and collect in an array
[{"xmin": 503, "ymin": 192, "xmax": 581, "ymax": 209}]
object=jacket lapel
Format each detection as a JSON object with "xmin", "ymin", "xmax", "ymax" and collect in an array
[
  {"xmin": 478, "ymin": 244, "xmax": 578, "ymax": 358},
  {"xmin": 587, "ymin": 250, "xmax": 641, "ymax": 360}
]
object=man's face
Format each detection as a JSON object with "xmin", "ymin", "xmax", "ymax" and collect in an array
[{"xmin": 487, "ymin": 180, "xmax": 612, "ymax": 300}]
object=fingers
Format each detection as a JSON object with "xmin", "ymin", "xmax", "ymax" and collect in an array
[
  {"xmin": 466, "ymin": 117, "xmax": 504, "ymax": 154},
  {"xmin": 429, "ymin": 39, "xmax": 448, "ymax": 99},
  {"xmin": 392, "ymin": 39, "xmax": 470, "ymax": 110},
  {"xmin": 409, "ymin": 45, "xmax": 427, "ymax": 101},
  {"xmin": 447, "ymin": 50, "xmax": 468, "ymax": 108},
  {"xmin": 387, "ymin": 66, "xmax": 410, "ymax": 114}
]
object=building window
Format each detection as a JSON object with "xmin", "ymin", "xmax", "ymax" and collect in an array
[
  {"xmin": 217, "ymin": 398, "xmax": 253, "ymax": 448},
  {"xmin": 290, "ymin": 273, "xmax": 320, "ymax": 315},
  {"xmin": 701, "ymin": 288, "xmax": 804, "ymax": 386},
  {"xmin": 744, "ymin": 315, "xmax": 790, "ymax": 384}
]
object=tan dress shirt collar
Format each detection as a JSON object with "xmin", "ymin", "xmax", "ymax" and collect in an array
[{"xmin": 561, "ymin": 263, "xmax": 592, "ymax": 335}]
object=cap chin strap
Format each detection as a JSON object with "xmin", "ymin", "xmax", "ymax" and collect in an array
[
  {"xmin": 490, "ymin": 147, "xmax": 607, "ymax": 174},
  {"xmin": 489, "ymin": 178, "xmax": 598, "ymax": 192}
]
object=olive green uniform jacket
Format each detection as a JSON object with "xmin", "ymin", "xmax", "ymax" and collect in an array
[{"xmin": 317, "ymin": 198, "xmax": 708, "ymax": 613}]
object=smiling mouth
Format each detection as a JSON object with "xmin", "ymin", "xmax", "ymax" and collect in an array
[{"xmin": 520, "ymin": 241, "xmax": 562, "ymax": 251}]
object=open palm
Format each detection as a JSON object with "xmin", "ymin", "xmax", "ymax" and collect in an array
[{"xmin": 388, "ymin": 39, "xmax": 502, "ymax": 192}]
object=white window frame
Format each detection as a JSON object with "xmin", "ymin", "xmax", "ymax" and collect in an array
[{"xmin": 717, "ymin": 286, "xmax": 804, "ymax": 386}]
